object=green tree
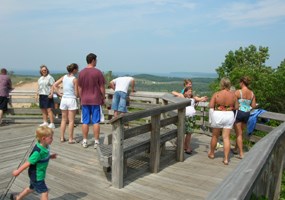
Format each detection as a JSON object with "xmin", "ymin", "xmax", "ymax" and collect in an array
[
  {"xmin": 269, "ymin": 59, "xmax": 285, "ymax": 112},
  {"xmin": 104, "ymin": 71, "xmax": 115, "ymax": 87},
  {"xmin": 212, "ymin": 45, "xmax": 284, "ymax": 113}
]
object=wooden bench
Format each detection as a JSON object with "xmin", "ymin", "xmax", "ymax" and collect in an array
[
  {"xmin": 97, "ymin": 121, "xmax": 177, "ymax": 169},
  {"xmin": 96, "ymin": 97, "xmax": 192, "ymax": 188}
]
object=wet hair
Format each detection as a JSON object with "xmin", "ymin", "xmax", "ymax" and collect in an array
[
  {"xmin": 220, "ymin": 77, "xmax": 231, "ymax": 90},
  {"xmin": 86, "ymin": 53, "xmax": 97, "ymax": 64},
  {"xmin": 67, "ymin": 63, "xmax": 79, "ymax": 73},
  {"xmin": 36, "ymin": 126, "xmax": 54, "ymax": 141},
  {"xmin": 39, "ymin": 65, "xmax": 50, "ymax": 76},
  {"xmin": 1, "ymin": 68, "xmax": 7, "ymax": 74},
  {"xmin": 183, "ymin": 79, "xmax": 192, "ymax": 87},
  {"xmin": 240, "ymin": 76, "xmax": 251, "ymax": 87}
]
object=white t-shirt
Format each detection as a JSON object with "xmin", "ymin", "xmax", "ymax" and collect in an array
[
  {"xmin": 38, "ymin": 74, "xmax": 55, "ymax": 95},
  {"xmin": 112, "ymin": 77, "xmax": 134, "ymax": 93}
]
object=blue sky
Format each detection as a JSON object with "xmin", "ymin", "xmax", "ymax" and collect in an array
[{"xmin": 1, "ymin": 0, "xmax": 285, "ymax": 75}]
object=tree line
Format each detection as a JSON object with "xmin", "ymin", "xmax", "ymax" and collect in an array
[{"xmin": 211, "ymin": 44, "xmax": 285, "ymax": 114}]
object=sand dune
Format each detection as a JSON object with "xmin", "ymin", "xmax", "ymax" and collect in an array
[{"xmin": 14, "ymin": 81, "xmax": 38, "ymax": 90}]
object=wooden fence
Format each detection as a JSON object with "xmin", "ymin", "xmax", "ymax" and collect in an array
[
  {"xmin": 207, "ymin": 121, "xmax": 285, "ymax": 200},
  {"xmin": 106, "ymin": 97, "xmax": 191, "ymax": 188},
  {"xmin": 4, "ymin": 89, "xmax": 285, "ymax": 196}
]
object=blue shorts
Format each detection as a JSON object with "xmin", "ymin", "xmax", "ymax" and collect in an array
[
  {"xmin": 39, "ymin": 95, "xmax": 54, "ymax": 109},
  {"xmin": 235, "ymin": 110, "xmax": 250, "ymax": 123},
  {"xmin": 111, "ymin": 91, "xmax": 128, "ymax": 113},
  {"xmin": 81, "ymin": 105, "xmax": 100, "ymax": 124},
  {"xmin": 29, "ymin": 180, "xmax": 48, "ymax": 193}
]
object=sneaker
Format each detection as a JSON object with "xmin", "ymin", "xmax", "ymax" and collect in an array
[
  {"xmin": 216, "ymin": 142, "xmax": 224, "ymax": 149},
  {"xmin": 39, "ymin": 122, "xmax": 49, "ymax": 126},
  {"xmin": 82, "ymin": 141, "xmax": 88, "ymax": 148},
  {"xmin": 48, "ymin": 123, "xmax": 55, "ymax": 129},
  {"xmin": 94, "ymin": 142, "xmax": 99, "ymax": 149}
]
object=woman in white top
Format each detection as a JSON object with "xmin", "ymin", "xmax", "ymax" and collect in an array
[
  {"xmin": 53, "ymin": 63, "xmax": 79, "ymax": 143},
  {"xmin": 37, "ymin": 65, "xmax": 55, "ymax": 129}
]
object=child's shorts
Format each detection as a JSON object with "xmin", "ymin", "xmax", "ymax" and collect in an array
[
  {"xmin": 185, "ymin": 116, "xmax": 196, "ymax": 134},
  {"xmin": 29, "ymin": 180, "xmax": 48, "ymax": 193}
]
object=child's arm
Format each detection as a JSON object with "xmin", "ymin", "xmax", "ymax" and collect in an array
[
  {"xmin": 12, "ymin": 161, "xmax": 30, "ymax": 177},
  {"xmin": 172, "ymin": 91, "xmax": 184, "ymax": 98},
  {"xmin": 194, "ymin": 96, "xmax": 208, "ymax": 102}
]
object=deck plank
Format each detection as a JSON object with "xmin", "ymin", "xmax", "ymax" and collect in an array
[{"xmin": 1, "ymin": 123, "xmax": 242, "ymax": 199}]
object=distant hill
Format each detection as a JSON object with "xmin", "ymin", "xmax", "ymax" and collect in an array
[
  {"xmin": 113, "ymin": 71, "xmax": 217, "ymax": 78},
  {"xmin": 133, "ymin": 74, "xmax": 184, "ymax": 82},
  {"xmin": 131, "ymin": 73, "xmax": 215, "ymax": 96},
  {"xmin": 166, "ymin": 72, "xmax": 217, "ymax": 78}
]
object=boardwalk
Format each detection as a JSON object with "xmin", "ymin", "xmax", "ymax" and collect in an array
[{"xmin": 0, "ymin": 123, "xmax": 242, "ymax": 200}]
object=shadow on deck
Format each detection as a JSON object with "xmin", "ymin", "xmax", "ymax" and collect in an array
[{"xmin": 0, "ymin": 123, "xmax": 242, "ymax": 200}]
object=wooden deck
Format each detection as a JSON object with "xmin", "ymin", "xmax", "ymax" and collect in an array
[{"xmin": 0, "ymin": 123, "xmax": 242, "ymax": 200}]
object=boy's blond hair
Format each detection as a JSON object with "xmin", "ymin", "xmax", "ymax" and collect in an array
[{"xmin": 36, "ymin": 126, "xmax": 54, "ymax": 141}]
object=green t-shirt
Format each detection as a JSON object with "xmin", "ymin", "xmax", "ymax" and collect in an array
[{"xmin": 28, "ymin": 142, "xmax": 50, "ymax": 181}]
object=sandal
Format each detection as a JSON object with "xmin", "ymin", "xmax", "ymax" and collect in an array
[
  {"xmin": 223, "ymin": 160, "xmax": 229, "ymax": 165},
  {"xmin": 185, "ymin": 150, "xmax": 193, "ymax": 155},
  {"xmin": 60, "ymin": 138, "xmax": 66, "ymax": 143},
  {"xmin": 235, "ymin": 155, "xmax": 244, "ymax": 159},
  {"xmin": 208, "ymin": 154, "xmax": 215, "ymax": 159},
  {"xmin": 68, "ymin": 139, "xmax": 76, "ymax": 144}
]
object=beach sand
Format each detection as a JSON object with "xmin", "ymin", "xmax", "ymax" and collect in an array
[{"xmin": 14, "ymin": 81, "xmax": 38, "ymax": 90}]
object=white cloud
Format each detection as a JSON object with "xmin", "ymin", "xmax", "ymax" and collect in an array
[{"xmin": 217, "ymin": 0, "xmax": 285, "ymax": 27}]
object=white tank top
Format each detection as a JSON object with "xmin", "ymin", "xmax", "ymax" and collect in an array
[
  {"xmin": 185, "ymin": 98, "xmax": 196, "ymax": 117},
  {"xmin": 62, "ymin": 75, "xmax": 76, "ymax": 99}
]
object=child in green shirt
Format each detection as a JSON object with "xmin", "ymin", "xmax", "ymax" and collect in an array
[{"xmin": 11, "ymin": 126, "xmax": 57, "ymax": 200}]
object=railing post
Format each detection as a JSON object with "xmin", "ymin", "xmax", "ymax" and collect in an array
[
  {"xmin": 177, "ymin": 108, "xmax": 185, "ymax": 162},
  {"xmin": 150, "ymin": 114, "xmax": 161, "ymax": 173},
  {"xmin": 111, "ymin": 118, "xmax": 124, "ymax": 189},
  {"xmin": 272, "ymin": 142, "xmax": 285, "ymax": 200}
]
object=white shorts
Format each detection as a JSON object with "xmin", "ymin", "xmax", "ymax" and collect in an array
[
  {"xmin": 210, "ymin": 110, "xmax": 235, "ymax": 129},
  {"xmin": 60, "ymin": 97, "xmax": 78, "ymax": 111}
]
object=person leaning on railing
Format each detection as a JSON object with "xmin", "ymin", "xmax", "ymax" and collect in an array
[{"xmin": 172, "ymin": 86, "xmax": 208, "ymax": 155}]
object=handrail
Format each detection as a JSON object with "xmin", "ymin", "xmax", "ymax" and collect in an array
[
  {"xmin": 6, "ymin": 89, "xmax": 285, "ymax": 196},
  {"xmin": 207, "ymin": 122, "xmax": 285, "ymax": 200},
  {"xmin": 110, "ymin": 98, "xmax": 192, "ymax": 188},
  {"xmin": 110, "ymin": 98, "xmax": 191, "ymax": 124}
]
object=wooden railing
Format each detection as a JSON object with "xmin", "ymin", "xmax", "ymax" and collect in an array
[
  {"xmin": 108, "ymin": 97, "xmax": 191, "ymax": 188},
  {"xmin": 5, "ymin": 89, "xmax": 285, "ymax": 196},
  {"xmin": 207, "ymin": 113, "xmax": 285, "ymax": 200},
  {"xmin": 4, "ymin": 89, "xmax": 166, "ymax": 124}
]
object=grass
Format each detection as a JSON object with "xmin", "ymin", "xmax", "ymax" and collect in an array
[{"xmin": 10, "ymin": 75, "xmax": 38, "ymax": 87}]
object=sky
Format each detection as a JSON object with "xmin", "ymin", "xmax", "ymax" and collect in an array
[{"xmin": 1, "ymin": 0, "xmax": 285, "ymax": 75}]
